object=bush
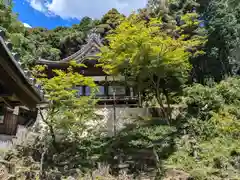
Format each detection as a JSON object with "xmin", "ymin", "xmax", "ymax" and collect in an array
[
  {"xmin": 3, "ymin": 77, "xmax": 240, "ymax": 179},
  {"xmin": 165, "ymin": 137, "xmax": 240, "ymax": 179},
  {"xmin": 183, "ymin": 83, "xmax": 224, "ymax": 120},
  {"xmin": 165, "ymin": 77, "xmax": 240, "ymax": 179},
  {"xmin": 181, "ymin": 77, "xmax": 240, "ymax": 139},
  {"xmin": 216, "ymin": 77, "xmax": 240, "ymax": 105}
]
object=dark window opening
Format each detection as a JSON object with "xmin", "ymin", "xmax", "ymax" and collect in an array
[
  {"xmin": 85, "ymin": 86, "xmax": 91, "ymax": 96},
  {"xmin": 108, "ymin": 86, "xmax": 126, "ymax": 96},
  {"xmin": 0, "ymin": 105, "xmax": 5, "ymax": 124},
  {"xmin": 76, "ymin": 86, "xmax": 83, "ymax": 97},
  {"xmin": 96, "ymin": 86, "xmax": 105, "ymax": 96}
]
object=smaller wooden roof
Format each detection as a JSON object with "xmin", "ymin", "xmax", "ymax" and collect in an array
[
  {"xmin": 37, "ymin": 33, "xmax": 103, "ymax": 65},
  {"xmin": 0, "ymin": 29, "xmax": 44, "ymax": 109}
]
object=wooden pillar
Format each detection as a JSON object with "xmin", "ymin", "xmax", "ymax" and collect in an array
[
  {"xmin": 130, "ymin": 87, "xmax": 134, "ymax": 98},
  {"xmin": 0, "ymin": 107, "xmax": 19, "ymax": 135}
]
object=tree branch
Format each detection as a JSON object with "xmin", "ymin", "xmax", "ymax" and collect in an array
[{"xmin": 39, "ymin": 109, "xmax": 58, "ymax": 152}]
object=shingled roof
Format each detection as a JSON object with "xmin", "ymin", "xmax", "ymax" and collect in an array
[
  {"xmin": 0, "ymin": 29, "xmax": 43, "ymax": 108},
  {"xmin": 37, "ymin": 32, "xmax": 103, "ymax": 65}
]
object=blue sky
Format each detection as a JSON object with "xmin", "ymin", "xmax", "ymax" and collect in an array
[{"xmin": 12, "ymin": 0, "xmax": 147, "ymax": 29}]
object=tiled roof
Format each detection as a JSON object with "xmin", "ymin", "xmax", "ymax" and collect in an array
[
  {"xmin": 0, "ymin": 29, "xmax": 44, "ymax": 104},
  {"xmin": 37, "ymin": 32, "xmax": 103, "ymax": 65}
]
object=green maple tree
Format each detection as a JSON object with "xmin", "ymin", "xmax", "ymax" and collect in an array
[
  {"xmin": 99, "ymin": 14, "xmax": 205, "ymax": 123},
  {"xmin": 33, "ymin": 61, "xmax": 97, "ymax": 150}
]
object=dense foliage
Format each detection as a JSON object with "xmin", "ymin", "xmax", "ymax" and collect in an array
[
  {"xmin": 33, "ymin": 63, "xmax": 97, "ymax": 150},
  {"xmin": 0, "ymin": 0, "xmax": 125, "ymax": 66},
  {"xmin": 99, "ymin": 13, "xmax": 205, "ymax": 123},
  {"xmin": 201, "ymin": 0, "xmax": 240, "ymax": 80},
  {"xmin": 1, "ymin": 0, "xmax": 240, "ymax": 179},
  {"xmin": 165, "ymin": 77, "xmax": 240, "ymax": 179}
]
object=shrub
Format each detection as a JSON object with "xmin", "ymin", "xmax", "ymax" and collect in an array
[
  {"xmin": 165, "ymin": 77, "xmax": 240, "ymax": 179},
  {"xmin": 165, "ymin": 137, "xmax": 240, "ymax": 179},
  {"xmin": 183, "ymin": 83, "xmax": 224, "ymax": 120}
]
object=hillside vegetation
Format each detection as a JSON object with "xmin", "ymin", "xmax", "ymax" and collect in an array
[{"xmin": 0, "ymin": 0, "xmax": 240, "ymax": 179}]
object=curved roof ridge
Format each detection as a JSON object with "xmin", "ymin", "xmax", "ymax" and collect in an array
[{"xmin": 37, "ymin": 32, "xmax": 103, "ymax": 64}]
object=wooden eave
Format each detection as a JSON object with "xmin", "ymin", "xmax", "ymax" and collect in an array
[{"xmin": 0, "ymin": 34, "xmax": 43, "ymax": 109}]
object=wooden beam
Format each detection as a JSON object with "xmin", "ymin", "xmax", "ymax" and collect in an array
[
  {"xmin": 0, "ymin": 82, "xmax": 13, "ymax": 97},
  {"xmin": 0, "ymin": 64, "xmax": 39, "ymax": 108},
  {"xmin": 0, "ymin": 41, "xmax": 42, "ymax": 108},
  {"xmin": 0, "ymin": 97, "xmax": 14, "ymax": 109}
]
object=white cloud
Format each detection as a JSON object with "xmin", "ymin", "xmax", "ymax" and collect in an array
[
  {"xmin": 26, "ymin": 0, "xmax": 147, "ymax": 19},
  {"xmin": 27, "ymin": 0, "xmax": 47, "ymax": 12},
  {"xmin": 23, "ymin": 23, "xmax": 32, "ymax": 28}
]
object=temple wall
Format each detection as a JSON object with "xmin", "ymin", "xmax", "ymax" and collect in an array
[
  {"xmin": 0, "ymin": 107, "xmax": 151, "ymax": 153},
  {"xmin": 35, "ymin": 106, "xmax": 151, "ymax": 137},
  {"xmin": 94, "ymin": 106, "xmax": 150, "ymax": 136},
  {"xmin": 0, "ymin": 125, "xmax": 29, "ymax": 157},
  {"xmin": 0, "ymin": 111, "xmax": 43, "ymax": 154}
]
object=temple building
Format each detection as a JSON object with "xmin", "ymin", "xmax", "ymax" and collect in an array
[
  {"xmin": 37, "ymin": 33, "xmax": 139, "ymax": 106},
  {"xmin": 0, "ymin": 29, "xmax": 43, "ymax": 145}
]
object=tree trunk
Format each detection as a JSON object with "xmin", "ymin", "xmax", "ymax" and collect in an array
[
  {"xmin": 155, "ymin": 88, "xmax": 170, "ymax": 125},
  {"xmin": 163, "ymin": 88, "xmax": 172, "ymax": 124},
  {"xmin": 49, "ymin": 124, "xmax": 58, "ymax": 151},
  {"xmin": 39, "ymin": 110, "xmax": 59, "ymax": 152},
  {"xmin": 40, "ymin": 148, "xmax": 47, "ymax": 178}
]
